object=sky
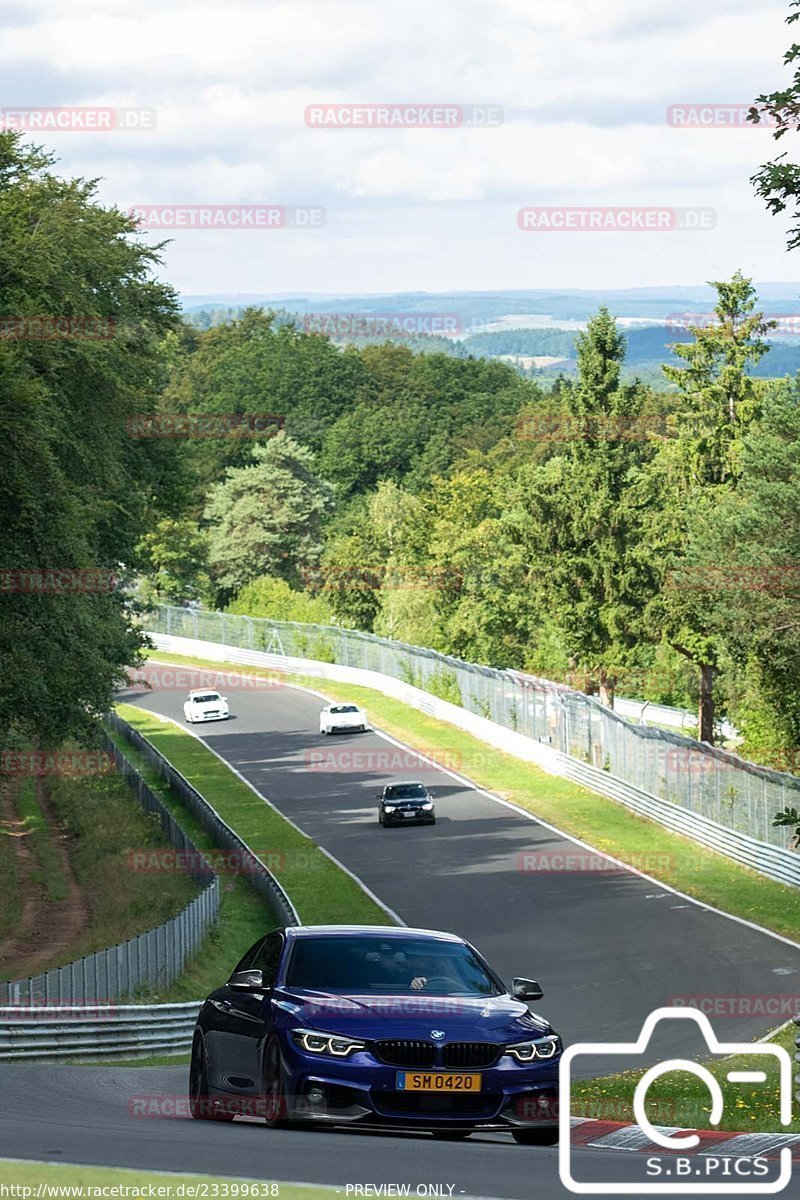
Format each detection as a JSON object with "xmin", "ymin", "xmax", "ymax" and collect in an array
[{"xmin": 3, "ymin": 0, "xmax": 800, "ymax": 297}]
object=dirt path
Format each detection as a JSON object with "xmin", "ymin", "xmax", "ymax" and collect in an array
[{"xmin": 0, "ymin": 777, "xmax": 90, "ymax": 982}]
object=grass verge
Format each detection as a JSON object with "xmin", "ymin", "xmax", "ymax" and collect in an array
[
  {"xmin": 0, "ymin": 779, "xmax": 22, "ymax": 941},
  {"xmin": 15, "ymin": 777, "xmax": 68, "ymax": 903},
  {"xmin": 572, "ymin": 1022, "xmax": 797, "ymax": 1134},
  {"xmin": 145, "ymin": 652, "xmax": 800, "ymax": 945},
  {"xmin": 1, "ymin": 750, "xmax": 201, "ymax": 982},
  {"xmin": 0, "ymin": 1159, "xmax": 335, "ymax": 1198}
]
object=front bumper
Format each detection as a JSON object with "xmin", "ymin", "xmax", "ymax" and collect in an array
[
  {"xmin": 280, "ymin": 1041, "xmax": 559, "ymax": 1130},
  {"xmin": 382, "ymin": 810, "xmax": 435, "ymax": 825},
  {"xmin": 192, "ymin": 710, "xmax": 229, "ymax": 722}
]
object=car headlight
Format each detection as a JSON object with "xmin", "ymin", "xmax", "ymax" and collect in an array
[
  {"xmin": 505, "ymin": 1035, "xmax": 562, "ymax": 1063},
  {"xmin": 421, "ymin": 802, "xmax": 433, "ymax": 810},
  {"xmin": 384, "ymin": 805, "xmax": 397, "ymax": 813},
  {"xmin": 291, "ymin": 1028, "xmax": 366, "ymax": 1057}
]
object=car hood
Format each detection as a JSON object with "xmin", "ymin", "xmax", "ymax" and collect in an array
[{"xmin": 274, "ymin": 988, "xmax": 552, "ymax": 1041}]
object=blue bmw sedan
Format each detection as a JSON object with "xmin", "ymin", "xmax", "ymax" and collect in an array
[{"xmin": 190, "ymin": 925, "xmax": 561, "ymax": 1143}]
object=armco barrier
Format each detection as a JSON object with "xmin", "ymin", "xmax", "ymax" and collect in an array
[
  {"xmin": 1, "ymin": 734, "xmax": 221, "ymax": 1006},
  {"xmin": 145, "ymin": 620, "xmax": 800, "ymax": 890},
  {"xmin": 106, "ymin": 712, "xmax": 299, "ymax": 926},
  {"xmin": 0, "ymin": 1002, "xmax": 201, "ymax": 1061}
]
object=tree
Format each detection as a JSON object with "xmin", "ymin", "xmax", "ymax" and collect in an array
[
  {"xmin": 137, "ymin": 518, "xmax": 211, "ymax": 607},
  {"xmin": 227, "ymin": 575, "xmax": 335, "ymax": 625},
  {"xmin": 505, "ymin": 309, "xmax": 660, "ymax": 707},
  {"xmin": 204, "ymin": 433, "xmax": 333, "ymax": 596},
  {"xmin": 677, "ymin": 378, "xmax": 800, "ymax": 761},
  {"xmin": 750, "ymin": 1, "xmax": 800, "ymax": 249},
  {"xmin": 0, "ymin": 133, "xmax": 179, "ymax": 745},
  {"xmin": 161, "ymin": 308, "xmax": 369, "ymax": 507},
  {"xmin": 641, "ymin": 273, "xmax": 771, "ymax": 742}
]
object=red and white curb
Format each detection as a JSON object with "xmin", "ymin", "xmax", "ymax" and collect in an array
[{"xmin": 570, "ymin": 1117, "xmax": 800, "ymax": 1158}]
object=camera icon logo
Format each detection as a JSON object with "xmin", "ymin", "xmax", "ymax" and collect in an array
[{"xmin": 559, "ymin": 1007, "xmax": 793, "ymax": 1195}]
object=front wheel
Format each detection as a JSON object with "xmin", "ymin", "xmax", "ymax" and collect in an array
[
  {"xmin": 262, "ymin": 1036, "xmax": 291, "ymax": 1128},
  {"xmin": 512, "ymin": 1128, "xmax": 559, "ymax": 1146},
  {"xmin": 189, "ymin": 1035, "xmax": 233, "ymax": 1121}
]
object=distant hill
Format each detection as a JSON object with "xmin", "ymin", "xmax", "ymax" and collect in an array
[
  {"xmin": 181, "ymin": 287, "xmax": 800, "ymax": 382},
  {"xmin": 181, "ymin": 283, "xmax": 800, "ymax": 324}
]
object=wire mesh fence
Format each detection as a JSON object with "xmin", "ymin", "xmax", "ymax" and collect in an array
[{"xmin": 151, "ymin": 604, "xmax": 800, "ymax": 858}]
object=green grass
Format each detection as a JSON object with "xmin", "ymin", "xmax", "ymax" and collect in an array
[
  {"xmin": 15, "ymin": 776, "xmax": 68, "ymax": 903},
  {"xmin": 115, "ymin": 704, "xmax": 391, "ymax": 929},
  {"xmin": 0, "ymin": 779, "xmax": 22, "ymax": 941},
  {"xmin": 145, "ymin": 652, "xmax": 800, "ymax": 945},
  {"xmin": 0, "ymin": 1159, "xmax": 336, "ymax": 1198},
  {"xmin": 0, "ymin": 756, "xmax": 203, "ymax": 983},
  {"xmin": 73, "ymin": 1052, "xmax": 191, "ymax": 1067},
  {"xmin": 572, "ymin": 1023, "xmax": 797, "ymax": 1134}
]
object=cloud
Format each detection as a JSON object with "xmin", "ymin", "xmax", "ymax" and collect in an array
[{"xmin": 4, "ymin": 0, "xmax": 797, "ymax": 291}]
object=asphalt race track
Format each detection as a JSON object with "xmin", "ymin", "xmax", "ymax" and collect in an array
[
  {"xmin": 3, "ymin": 664, "xmax": 799, "ymax": 1199},
  {"xmin": 5, "ymin": 1062, "xmax": 792, "ymax": 1199},
  {"xmin": 122, "ymin": 666, "xmax": 800, "ymax": 1050}
]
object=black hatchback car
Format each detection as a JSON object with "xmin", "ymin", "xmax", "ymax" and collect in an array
[{"xmin": 378, "ymin": 781, "xmax": 436, "ymax": 826}]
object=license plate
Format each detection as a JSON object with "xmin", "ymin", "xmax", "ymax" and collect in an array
[
  {"xmin": 396, "ymin": 1072, "xmax": 482, "ymax": 1092},
  {"xmin": 402, "ymin": 811, "xmax": 416, "ymax": 818}
]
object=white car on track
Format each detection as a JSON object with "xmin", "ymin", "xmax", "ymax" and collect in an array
[
  {"xmin": 183, "ymin": 689, "xmax": 230, "ymax": 723},
  {"xmin": 319, "ymin": 702, "xmax": 368, "ymax": 735}
]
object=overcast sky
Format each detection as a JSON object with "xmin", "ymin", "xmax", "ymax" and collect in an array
[{"xmin": 4, "ymin": 0, "xmax": 800, "ymax": 297}]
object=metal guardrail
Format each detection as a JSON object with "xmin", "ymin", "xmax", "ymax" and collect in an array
[
  {"xmin": 0, "ymin": 1002, "xmax": 201, "ymax": 1060},
  {"xmin": 1, "ymin": 733, "xmax": 221, "ymax": 1006},
  {"xmin": 107, "ymin": 712, "xmax": 300, "ymax": 927},
  {"xmin": 554, "ymin": 753, "xmax": 800, "ymax": 888},
  {"xmin": 147, "ymin": 604, "xmax": 800, "ymax": 890}
]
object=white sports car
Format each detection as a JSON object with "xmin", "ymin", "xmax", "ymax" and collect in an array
[
  {"xmin": 319, "ymin": 703, "xmax": 368, "ymax": 735},
  {"xmin": 183, "ymin": 689, "xmax": 230, "ymax": 723}
]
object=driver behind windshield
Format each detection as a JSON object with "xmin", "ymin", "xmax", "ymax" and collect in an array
[{"xmin": 364, "ymin": 945, "xmax": 432, "ymax": 991}]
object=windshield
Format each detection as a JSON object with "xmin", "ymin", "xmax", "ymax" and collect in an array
[
  {"xmin": 385, "ymin": 783, "xmax": 426, "ymax": 799},
  {"xmin": 192, "ymin": 692, "xmax": 220, "ymax": 703},
  {"xmin": 330, "ymin": 705, "xmax": 359, "ymax": 714},
  {"xmin": 285, "ymin": 935, "xmax": 502, "ymax": 995}
]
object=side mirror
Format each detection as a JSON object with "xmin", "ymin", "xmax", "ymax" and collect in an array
[
  {"xmin": 376, "ymin": 793, "xmax": 383, "ymax": 801},
  {"xmin": 428, "ymin": 791, "xmax": 436, "ymax": 799},
  {"xmin": 222, "ymin": 696, "xmax": 228, "ymax": 702},
  {"xmin": 512, "ymin": 977, "xmax": 544, "ymax": 1002},
  {"xmin": 229, "ymin": 968, "xmax": 265, "ymax": 991}
]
